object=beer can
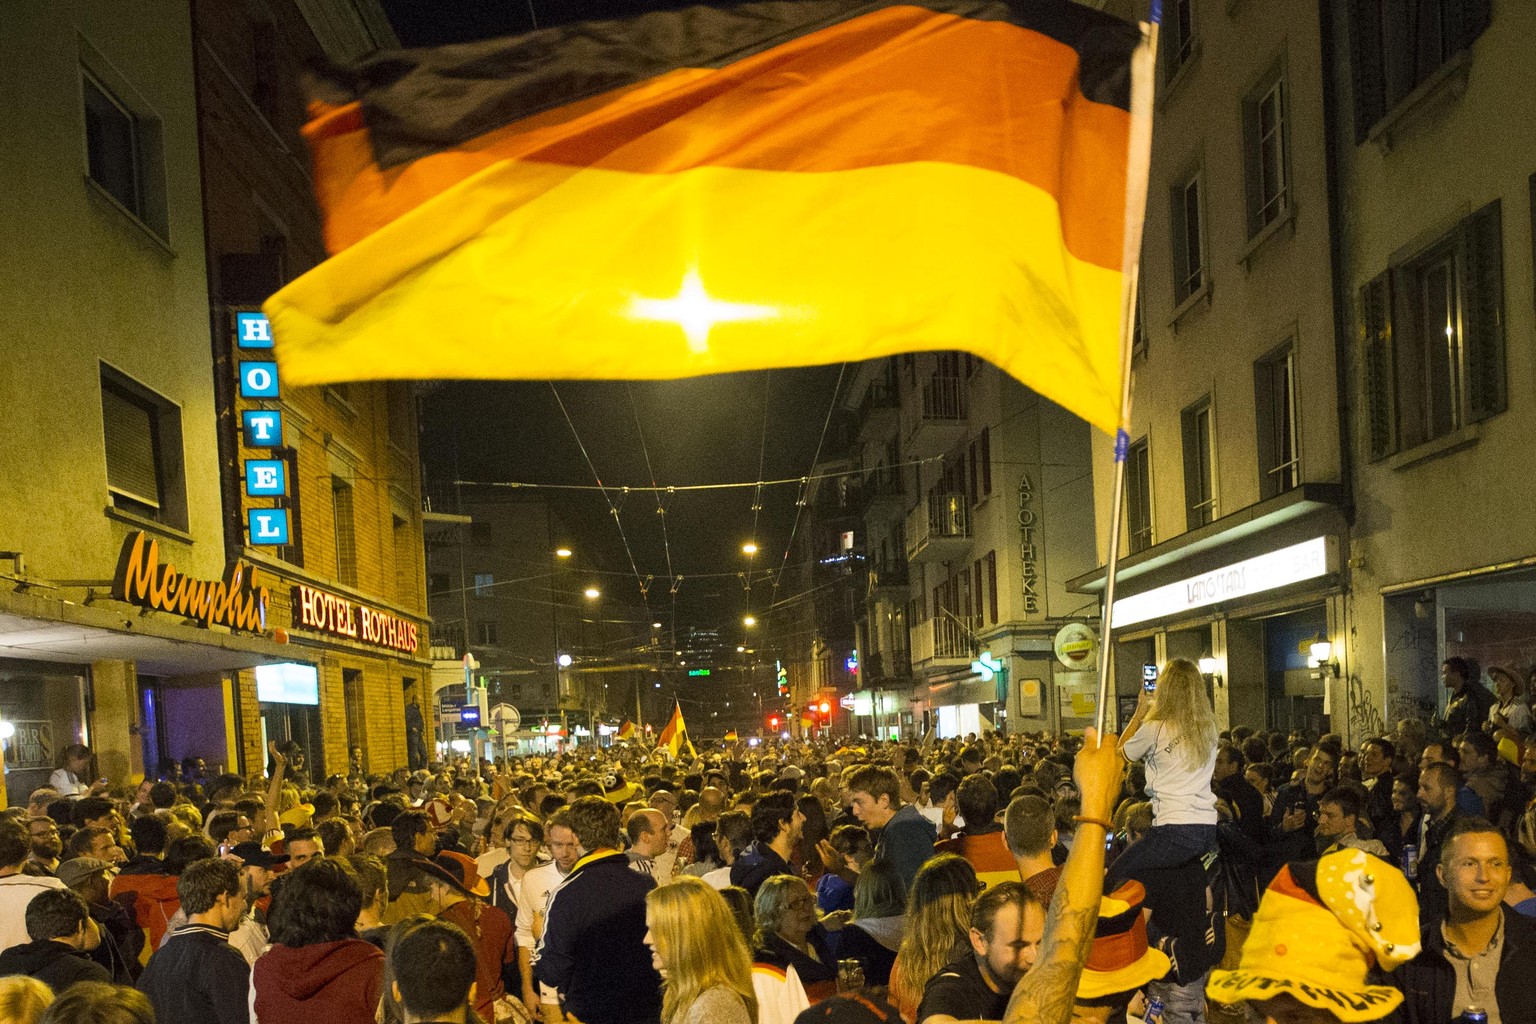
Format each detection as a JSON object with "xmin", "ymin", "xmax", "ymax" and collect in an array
[{"xmin": 1402, "ymin": 843, "xmax": 1419, "ymax": 880}]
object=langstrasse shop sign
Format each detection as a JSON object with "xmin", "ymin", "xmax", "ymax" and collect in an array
[
  {"xmin": 1111, "ymin": 536, "xmax": 1333, "ymax": 629},
  {"xmin": 294, "ymin": 584, "xmax": 419, "ymax": 654},
  {"xmin": 112, "ymin": 532, "xmax": 269, "ymax": 632}
]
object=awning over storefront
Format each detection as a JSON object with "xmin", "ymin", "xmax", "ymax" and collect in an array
[
  {"xmin": 0, "ymin": 586, "xmax": 294, "ymax": 676},
  {"xmin": 1067, "ymin": 483, "xmax": 1344, "ymax": 594}
]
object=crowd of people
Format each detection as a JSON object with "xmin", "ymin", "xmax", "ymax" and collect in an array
[{"xmin": 0, "ymin": 654, "xmax": 1529, "ymax": 1024}]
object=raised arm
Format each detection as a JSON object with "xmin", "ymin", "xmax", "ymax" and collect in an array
[
  {"xmin": 259, "ymin": 741, "xmax": 287, "ymax": 839},
  {"xmin": 1003, "ymin": 727, "xmax": 1122, "ymax": 1024}
]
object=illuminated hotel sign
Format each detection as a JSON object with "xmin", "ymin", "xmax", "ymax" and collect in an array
[
  {"xmin": 235, "ymin": 311, "xmax": 289, "ymax": 545},
  {"xmin": 1110, "ymin": 537, "xmax": 1333, "ymax": 629},
  {"xmin": 293, "ymin": 584, "xmax": 420, "ymax": 654},
  {"xmin": 112, "ymin": 532, "xmax": 268, "ymax": 632}
]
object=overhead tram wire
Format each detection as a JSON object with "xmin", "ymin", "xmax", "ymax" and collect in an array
[
  {"xmin": 769, "ymin": 362, "xmax": 848, "ymax": 608},
  {"xmin": 451, "ymin": 453, "xmax": 944, "ymax": 494},
  {"xmin": 549, "ymin": 382, "xmax": 653, "ymax": 615}
]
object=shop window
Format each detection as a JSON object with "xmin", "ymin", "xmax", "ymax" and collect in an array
[
  {"xmin": 476, "ymin": 620, "xmax": 498, "ymax": 645},
  {"xmin": 1255, "ymin": 344, "xmax": 1300, "ymax": 498},
  {"xmin": 1126, "ymin": 437, "xmax": 1153, "ymax": 553},
  {"xmin": 100, "ymin": 364, "xmax": 187, "ymax": 530},
  {"xmin": 331, "ymin": 477, "xmax": 358, "ymax": 586},
  {"xmin": 1243, "ymin": 70, "xmax": 1290, "ymax": 238},
  {"xmin": 1172, "ymin": 171, "xmax": 1206, "ymax": 304},
  {"xmin": 81, "ymin": 64, "xmax": 168, "ymax": 239},
  {"xmin": 1182, "ymin": 398, "xmax": 1216, "ymax": 528},
  {"xmin": 1348, "ymin": 0, "xmax": 1490, "ymax": 144},
  {"xmin": 473, "ymin": 573, "xmax": 494, "ymax": 597},
  {"xmin": 1361, "ymin": 200, "xmax": 1505, "ymax": 460}
]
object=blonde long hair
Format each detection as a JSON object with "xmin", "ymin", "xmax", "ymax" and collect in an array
[
  {"xmin": 891, "ymin": 854, "xmax": 979, "ymax": 1012},
  {"xmin": 647, "ymin": 877, "xmax": 758, "ymax": 1024},
  {"xmin": 1146, "ymin": 658, "xmax": 1219, "ymax": 770}
]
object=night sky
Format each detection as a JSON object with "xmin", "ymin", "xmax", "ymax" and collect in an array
[{"xmin": 419, "ymin": 370, "xmax": 850, "ymax": 644}]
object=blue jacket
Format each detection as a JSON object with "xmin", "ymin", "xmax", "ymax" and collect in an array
[
  {"xmin": 535, "ymin": 850, "xmax": 661, "ymax": 1024},
  {"xmin": 876, "ymin": 803, "xmax": 938, "ymax": 891},
  {"xmin": 729, "ymin": 840, "xmax": 793, "ymax": 897}
]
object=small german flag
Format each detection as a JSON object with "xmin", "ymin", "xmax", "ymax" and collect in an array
[
  {"xmin": 266, "ymin": 1, "xmax": 1143, "ymax": 433},
  {"xmin": 618, "ymin": 719, "xmax": 636, "ymax": 740},
  {"xmin": 723, "ymin": 729, "xmax": 739, "ymax": 742}
]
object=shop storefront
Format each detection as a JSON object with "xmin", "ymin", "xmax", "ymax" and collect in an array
[
  {"xmin": 1069, "ymin": 486, "xmax": 1349, "ymax": 737},
  {"xmin": 0, "ymin": 531, "xmax": 296, "ymax": 805}
]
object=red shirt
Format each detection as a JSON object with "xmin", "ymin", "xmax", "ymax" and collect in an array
[
  {"xmin": 439, "ymin": 899, "xmax": 516, "ymax": 1019},
  {"xmin": 935, "ymin": 829, "xmax": 1017, "ymax": 892}
]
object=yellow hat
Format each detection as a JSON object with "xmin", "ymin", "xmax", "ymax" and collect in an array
[
  {"xmin": 1206, "ymin": 849, "xmax": 1420, "ymax": 1022},
  {"xmin": 1076, "ymin": 881, "xmax": 1172, "ymax": 1000}
]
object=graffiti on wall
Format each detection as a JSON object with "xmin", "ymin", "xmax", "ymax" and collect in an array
[{"xmin": 1345, "ymin": 673, "xmax": 1385, "ymax": 742}]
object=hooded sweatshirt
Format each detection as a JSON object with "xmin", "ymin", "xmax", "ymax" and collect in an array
[
  {"xmin": 251, "ymin": 938, "xmax": 383, "ymax": 1024},
  {"xmin": 0, "ymin": 938, "xmax": 112, "ymax": 993}
]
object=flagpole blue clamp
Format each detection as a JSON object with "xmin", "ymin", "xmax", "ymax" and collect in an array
[
  {"xmin": 1149, "ymin": 0, "xmax": 1162, "ymax": 25},
  {"xmin": 1114, "ymin": 428, "xmax": 1131, "ymax": 464}
]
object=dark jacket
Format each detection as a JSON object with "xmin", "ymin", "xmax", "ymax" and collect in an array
[
  {"xmin": 754, "ymin": 928, "xmax": 838, "ymax": 1001},
  {"xmin": 1442, "ymin": 683, "xmax": 1495, "ymax": 743},
  {"xmin": 1416, "ymin": 810, "xmax": 1465, "ymax": 925},
  {"xmin": 0, "ymin": 939, "xmax": 112, "ymax": 993},
  {"xmin": 252, "ymin": 939, "xmax": 384, "ymax": 1024},
  {"xmin": 535, "ymin": 850, "xmax": 661, "ymax": 1024},
  {"xmin": 87, "ymin": 897, "xmax": 143, "ymax": 983},
  {"xmin": 137, "ymin": 924, "xmax": 251, "ymax": 1024},
  {"xmin": 730, "ymin": 840, "xmax": 793, "ymax": 897},
  {"xmin": 1391, "ymin": 906, "xmax": 1536, "ymax": 1024},
  {"xmin": 1213, "ymin": 774, "xmax": 1266, "ymax": 846},
  {"xmin": 874, "ymin": 803, "xmax": 938, "ymax": 891}
]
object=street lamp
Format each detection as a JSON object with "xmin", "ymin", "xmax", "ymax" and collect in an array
[
  {"xmin": 742, "ymin": 542, "xmax": 758, "ymax": 555},
  {"xmin": 557, "ymin": 653, "xmax": 573, "ymax": 668},
  {"xmin": 743, "ymin": 615, "xmax": 756, "ymax": 628},
  {"xmin": 583, "ymin": 587, "xmax": 601, "ymax": 599},
  {"xmin": 555, "ymin": 548, "xmax": 573, "ymax": 558}
]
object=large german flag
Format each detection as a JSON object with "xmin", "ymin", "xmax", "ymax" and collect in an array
[{"xmin": 265, "ymin": 1, "xmax": 1143, "ymax": 433}]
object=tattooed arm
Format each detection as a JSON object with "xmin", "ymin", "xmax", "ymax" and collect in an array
[{"xmin": 1004, "ymin": 727, "xmax": 1123, "ymax": 1024}]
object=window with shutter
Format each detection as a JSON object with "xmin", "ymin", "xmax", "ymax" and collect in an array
[
  {"xmin": 1462, "ymin": 201, "xmax": 1505, "ymax": 421},
  {"xmin": 102, "ymin": 384, "xmax": 161, "ymax": 511},
  {"xmin": 1181, "ymin": 399, "xmax": 1216, "ymax": 529},
  {"xmin": 1348, "ymin": 0, "xmax": 1492, "ymax": 142},
  {"xmin": 986, "ymin": 551, "xmax": 998, "ymax": 624},
  {"xmin": 1126, "ymin": 439, "xmax": 1153, "ymax": 553},
  {"xmin": 1360, "ymin": 274, "xmax": 1397, "ymax": 459}
]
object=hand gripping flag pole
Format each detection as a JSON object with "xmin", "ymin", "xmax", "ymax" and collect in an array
[{"xmin": 1095, "ymin": 5, "xmax": 1160, "ymax": 737}]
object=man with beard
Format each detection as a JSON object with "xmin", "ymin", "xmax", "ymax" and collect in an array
[
  {"xmin": 26, "ymin": 817, "xmax": 63, "ymax": 875},
  {"xmin": 728, "ymin": 791, "xmax": 803, "ymax": 897},
  {"xmin": 918, "ymin": 883, "xmax": 1044, "ymax": 1024},
  {"xmin": 226, "ymin": 842, "xmax": 285, "ymax": 965},
  {"xmin": 1266, "ymin": 746, "xmax": 1338, "ymax": 868}
]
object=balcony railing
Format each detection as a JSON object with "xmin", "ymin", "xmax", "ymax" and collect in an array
[
  {"xmin": 906, "ymin": 491, "xmax": 970, "ymax": 558},
  {"xmin": 933, "ymin": 614, "xmax": 973, "ymax": 660},
  {"xmin": 864, "ymin": 465, "xmax": 903, "ymax": 497},
  {"xmin": 863, "ymin": 649, "xmax": 911, "ymax": 681},
  {"xmin": 921, "ymin": 375, "xmax": 967, "ymax": 422},
  {"xmin": 868, "ymin": 562, "xmax": 909, "ymax": 589},
  {"xmin": 858, "ymin": 380, "xmax": 898, "ymax": 421}
]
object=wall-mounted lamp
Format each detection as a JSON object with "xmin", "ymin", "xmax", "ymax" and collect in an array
[
  {"xmin": 1197, "ymin": 655, "xmax": 1223, "ymax": 685},
  {"xmin": 1308, "ymin": 640, "xmax": 1340, "ymax": 678}
]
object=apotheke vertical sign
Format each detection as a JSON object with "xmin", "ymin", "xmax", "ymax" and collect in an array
[{"xmin": 235, "ymin": 310, "xmax": 289, "ymax": 546}]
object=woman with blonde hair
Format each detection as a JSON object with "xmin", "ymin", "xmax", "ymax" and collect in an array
[
  {"xmin": 888, "ymin": 854, "xmax": 979, "ymax": 1023},
  {"xmin": 646, "ymin": 877, "xmax": 756, "ymax": 1024},
  {"xmin": 0, "ymin": 977, "xmax": 52, "ymax": 1024},
  {"xmin": 1109, "ymin": 657, "xmax": 1219, "ymax": 886}
]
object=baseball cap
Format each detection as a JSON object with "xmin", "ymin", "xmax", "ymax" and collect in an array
[
  {"xmin": 230, "ymin": 842, "xmax": 291, "ymax": 868},
  {"xmin": 56, "ymin": 858, "xmax": 112, "ymax": 889}
]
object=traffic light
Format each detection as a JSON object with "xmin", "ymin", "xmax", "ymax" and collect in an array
[
  {"xmin": 776, "ymin": 660, "xmax": 789, "ymax": 697},
  {"xmin": 768, "ymin": 714, "xmax": 781, "ymax": 731},
  {"xmin": 818, "ymin": 700, "xmax": 831, "ymax": 716}
]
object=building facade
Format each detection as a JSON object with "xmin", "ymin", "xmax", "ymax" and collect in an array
[
  {"xmin": 846, "ymin": 354, "xmax": 1099, "ymax": 738},
  {"xmin": 0, "ymin": 1, "xmax": 306, "ymax": 803},
  {"xmin": 1327, "ymin": 0, "xmax": 1534, "ymax": 737},
  {"xmin": 193, "ymin": 0, "xmax": 426, "ymax": 779},
  {"xmin": 1069, "ymin": 0, "xmax": 1355, "ymax": 738}
]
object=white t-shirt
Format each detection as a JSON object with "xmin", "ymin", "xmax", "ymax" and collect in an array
[
  {"xmin": 516, "ymin": 859, "xmax": 569, "ymax": 1005},
  {"xmin": 1122, "ymin": 721, "xmax": 1216, "ymax": 826},
  {"xmin": 1491, "ymin": 700, "xmax": 1533, "ymax": 736},
  {"xmin": 702, "ymin": 865, "xmax": 733, "ymax": 890}
]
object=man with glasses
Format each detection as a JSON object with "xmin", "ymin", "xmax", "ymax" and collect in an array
[{"xmin": 26, "ymin": 817, "xmax": 62, "ymax": 875}]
